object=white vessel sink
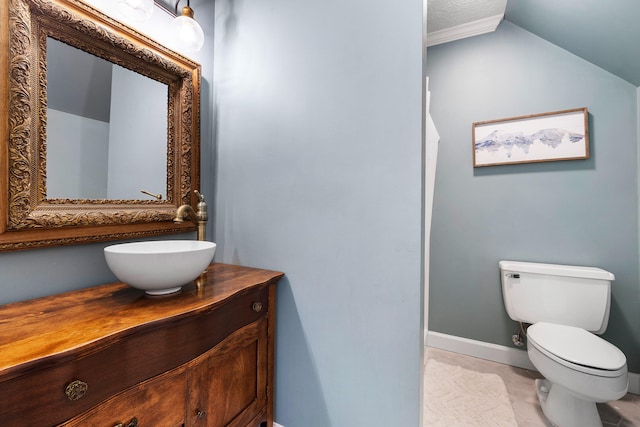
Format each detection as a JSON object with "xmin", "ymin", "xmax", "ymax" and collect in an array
[{"xmin": 104, "ymin": 240, "xmax": 216, "ymax": 295}]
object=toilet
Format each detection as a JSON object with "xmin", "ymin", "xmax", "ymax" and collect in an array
[{"xmin": 499, "ymin": 260, "xmax": 628, "ymax": 427}]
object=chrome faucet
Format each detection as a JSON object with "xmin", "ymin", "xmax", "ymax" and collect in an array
[{"xmin": 174, "ymin": 190, "xmax": 208, "ymax": 241}]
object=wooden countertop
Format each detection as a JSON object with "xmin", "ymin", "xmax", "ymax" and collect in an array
[{"xmin": 0, "ymin": 263, "xmax": 283, "ymax": 380}]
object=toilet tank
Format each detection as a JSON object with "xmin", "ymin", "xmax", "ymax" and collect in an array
[{"xmin": 499, "ymin": 260, "xmax": 614, "ymax": 334}]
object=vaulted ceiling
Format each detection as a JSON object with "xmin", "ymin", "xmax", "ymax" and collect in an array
[{"xmin": 427, "ymin": 0, "xmax": 640, "ymax": 87}]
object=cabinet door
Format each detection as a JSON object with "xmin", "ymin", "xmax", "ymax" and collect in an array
[
  {"xmin": 61, "ymin": 367, "xmax": 186, "ymax": 427},
  {"xmin": 187, "ymin": 318, "xmax": 268, "ymax": 427}
]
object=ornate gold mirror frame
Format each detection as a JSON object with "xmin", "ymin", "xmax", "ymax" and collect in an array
[{"xmin": 0, "ymin": 0, "xmax": 201, "ymax": 251}]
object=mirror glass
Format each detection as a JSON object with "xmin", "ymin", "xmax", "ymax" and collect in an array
[{"xmin": 46, "ymin": 38, "xmax": 168, "ymax": 201}]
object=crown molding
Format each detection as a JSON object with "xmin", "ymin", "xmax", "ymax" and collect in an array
[{"xmin": 427, "ymin": 13, "xmax": 504, "ymax": 47}]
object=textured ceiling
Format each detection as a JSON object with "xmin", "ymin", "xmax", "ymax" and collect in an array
[{"xmin": 427, "ymin": 0, "xmax": 507, "ymax": 33}]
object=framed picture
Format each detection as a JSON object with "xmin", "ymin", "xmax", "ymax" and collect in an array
[{"xmin": 472, "ymin": 108, "xmax": 589, "ymax": 167}]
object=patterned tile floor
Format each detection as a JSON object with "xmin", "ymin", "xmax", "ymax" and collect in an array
[{"xmin": 425, "ymin": 347, "xmax": 640, "ymax": 426}]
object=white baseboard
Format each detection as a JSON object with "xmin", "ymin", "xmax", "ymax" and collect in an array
[
  {"xmin": 274, "ymin": 423, "xmax": 285, "ymax": 427},
  {"xmin": 426, "ymin": 330, "xmax": 640, "ymax": 395},
  {"xmin": 426, "ymin": 330, "xmax": 535, "ymax": 370}
]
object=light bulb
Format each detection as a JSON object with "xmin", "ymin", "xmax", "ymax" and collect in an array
[
  {"xmin": 116, "ymin": 0, "xmax": 154, "ymax": 21},
  {"xmin": 171, "ymin": 6, "xmax": 205, "ymax": 52}
]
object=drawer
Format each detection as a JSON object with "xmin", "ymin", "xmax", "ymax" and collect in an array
[
  {"xmin": 60, "ymin": 367, "xmax": 186, "ymax": 427},
  {"xmin": 0, "ymin": 285, "xmax": 269, "ymax": 426}
]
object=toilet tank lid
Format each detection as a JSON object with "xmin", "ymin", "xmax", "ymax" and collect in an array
[{"xmin": 499, "ymin": 260, "xmax": 614, "ymax": 281}]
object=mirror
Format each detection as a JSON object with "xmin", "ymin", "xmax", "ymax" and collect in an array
[{"xmin": 0, "ymin": 0, "xmax": 201, "ymax": 251}]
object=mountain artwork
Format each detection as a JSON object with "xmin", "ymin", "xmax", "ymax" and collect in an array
[{"xmin": 473, "ymin": 109, "xmax": 589, "ymax": 167}]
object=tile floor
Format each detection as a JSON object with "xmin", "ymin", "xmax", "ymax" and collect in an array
[{"xmin": 425, "ymin": 347, "xmax": 640, "ymax": 426}]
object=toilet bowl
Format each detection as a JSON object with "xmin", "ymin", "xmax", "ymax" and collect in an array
[{"xmin": 527, "ymin": 322, "xmax": 628, "ymax": 427}]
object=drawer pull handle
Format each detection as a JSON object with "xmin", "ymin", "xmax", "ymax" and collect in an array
[
  {"xmin": 252, "ymin": 302, "xmax": 263, "ymax": 312},
  {"xmin": 65, "ymin": 379, "xmax": 88, "ymax": 401},
  {"xmin": 114, "ymin": 417, "xmax": 138, "ymax": 427},
  {"xmin": 197, "ymin": 410, "xmax": 206, "ymax": 419}
]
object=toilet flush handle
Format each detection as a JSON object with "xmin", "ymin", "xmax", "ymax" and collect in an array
[{"xmin": 506, "ymin": 273, "xmax": 520, "ymax": 279}]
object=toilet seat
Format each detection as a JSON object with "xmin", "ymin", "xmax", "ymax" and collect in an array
[{"xmin": 528, "ymin": 322, "xmax": 626, "ymax": 377}]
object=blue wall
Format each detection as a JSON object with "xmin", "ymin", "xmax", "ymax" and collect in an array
[
  {"xmin": 212, "ymin": 0, "xmax": 424, "ymax": 425},
  {"xmin": 427, "ymin": 21, "xmax": 640, "ymax": 372}
]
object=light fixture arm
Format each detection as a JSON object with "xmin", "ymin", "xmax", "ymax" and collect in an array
[
  {"xmin": 174, "ymin": 0, "xmax": 192, "ymax": 15},
  {"xmin": 152, "ymin": 0, "xmax": 190, "ymax": 18}
]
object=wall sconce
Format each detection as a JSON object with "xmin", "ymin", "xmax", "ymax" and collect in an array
[
  {"xmin": 170, "ymin": 0, "xmax": 205, "ymax": 52},
  {"xmin": 116, "ymin": 0, "xmax": 154, "ymax": 21}
]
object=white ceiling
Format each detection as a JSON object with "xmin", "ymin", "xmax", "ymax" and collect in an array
[{"xmin": 427, "ymin": 0, "xmax": 507, "ymax": 33}]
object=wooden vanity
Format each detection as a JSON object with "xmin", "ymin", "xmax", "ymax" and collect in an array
[{"xmin": 0, "ymin": 263, "xmax": 283, "ymax": 427}]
